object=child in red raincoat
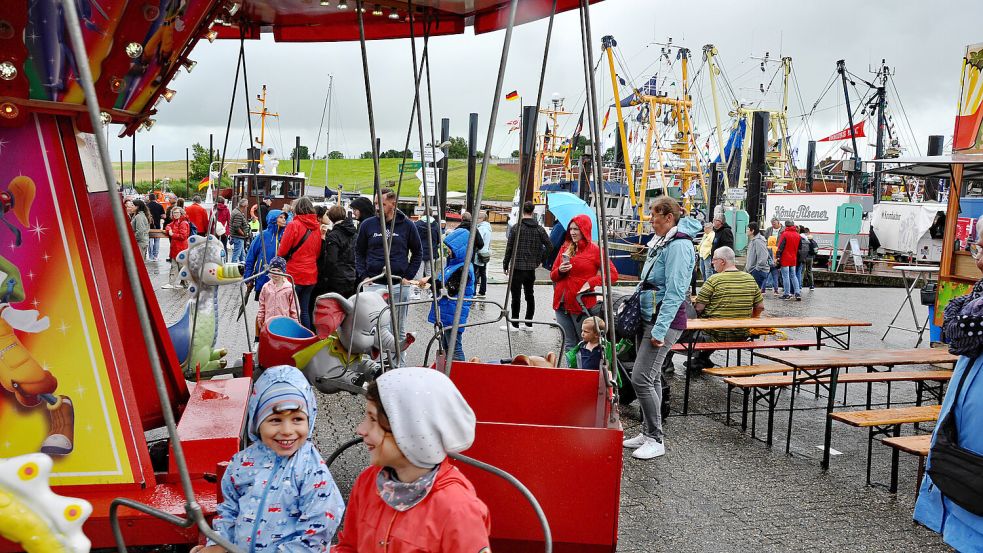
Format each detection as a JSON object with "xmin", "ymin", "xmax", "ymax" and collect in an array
[
  {"xmin": 333, "ymin": 367, "xmax": 490, "ymax": 552},
  {"xmin": 163, "ymin": 206, "xmax": 190, "ymax": 290}
]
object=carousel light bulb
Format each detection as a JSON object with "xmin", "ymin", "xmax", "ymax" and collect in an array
[
  {"xmin": 182, "ymin": 59, "xmax": 197, "ymax": 73},
  {"xmin": 388, "ymin": 7, "xmax": 399, "ymax": 19},
  {"xmin": 125, "ymin": 42, "xmax": 143, "ymax": 59},
  {"xmin": 162, "ymin": 88, "xmax": 177, "ymax": 102},
  {"xmin": 206, "ymin": 29, "xmax": 219, "ymax": 42},
  {"xmin": 143, "ymin": 118, "xmax": 156, "ymax": 131},
  {"xmin": 372, "ymin": 4, "xmax": 383, "ymax": 16},
  {"xmin": 226, "ymin": 2, "xmax": 240, "ymax": 17},
  {"xmin": 0, "ymin": 61, "xmax": 16, "ymax": 81},
  {"xmin": 320, "ymin": 0, "xmax": 330, "ymax": 5},
  {"xmin": 99, "ymin": 111, "xmax": 112, "ymax": 126},
  {"xmin": 336, "ymin": 0, "xmax": 349, "ymax": 9},
  {"xmin": 0, "ymin": 102, "xmax": 18, "ymax": 119}
]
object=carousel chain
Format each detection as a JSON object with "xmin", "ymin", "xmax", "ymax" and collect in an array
[
  {"xmin": 57, "ymin": 1, "xmax": 240, "ymax": 551},
  {"xmin": 355, "ymin": 0, "xmax": 401, "ymax": 365},
  {"xmin": 500, "ymin": 0, "xmax": 560, "ymax": 359},
  {"xmin": 442, "ymin": 0, "xmax": 521, "ymax": 375}
]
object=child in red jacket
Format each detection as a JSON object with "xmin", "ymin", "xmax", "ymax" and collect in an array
[
  {"xmin": 162, "ymin": 206, "xmax": 190, "ymax": 290},
  {"xmin": 333, "ymin": 367, "xmax": 490, "ymax": 552}
]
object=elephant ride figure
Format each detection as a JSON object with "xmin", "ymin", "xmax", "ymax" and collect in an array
[{"xmin": 258, "ymin": 289, "xmax": 413, "ymax": 395}]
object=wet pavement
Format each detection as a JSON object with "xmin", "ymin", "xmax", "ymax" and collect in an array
[{"xmin": 149, "ymin": 232, "xmax": 951, "ymax": 552}]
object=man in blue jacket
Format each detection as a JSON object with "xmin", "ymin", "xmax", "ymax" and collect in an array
[{"xmin": 355, "ymin": 188, "xmax": 422, "ymax": 364}]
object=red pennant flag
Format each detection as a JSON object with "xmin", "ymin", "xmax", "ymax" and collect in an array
[{"xmin": 818, "ymin": 121, "xmax": 866, "ymax": 142}]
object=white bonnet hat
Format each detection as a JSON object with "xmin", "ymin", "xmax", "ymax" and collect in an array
[{"xmin": 376, "ymin": 367, "xmax": 477, "ymax": 468}]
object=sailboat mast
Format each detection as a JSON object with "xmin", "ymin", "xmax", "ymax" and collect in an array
[
  {"xmin": 251, "ymin": 85, "xmax": 280, "ymax": 171},
  {"xmin": 873, "ymin": 61, "xmax": 888, "ymax": 203},
  {"xmin": 704, "ymin": 45, "xmax": 731, "ymax": 190}
]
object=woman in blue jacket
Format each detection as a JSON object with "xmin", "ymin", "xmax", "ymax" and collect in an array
[
  {"xmin": 914, "ymin": 254, "xmax": 983, "ymax": 552},
  {"xmin": 429, "ymin": 226, "xmax": 475, "ymax": 361},
  {"xmin": 623, "ymin": 197, "xmax": 700, "ymax": 461},
  {"xmin": 243, "ymin": 210, "xmax": 286, "ymax": 299}
]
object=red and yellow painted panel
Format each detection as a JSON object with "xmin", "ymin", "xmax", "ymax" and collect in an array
[
  {"xmin": 0, "ymin": 116, "xmax": 137, "ymax": 486},
  {"xmin": 955, "ymin": 42, "xmax": 983, "ymax": 153}
]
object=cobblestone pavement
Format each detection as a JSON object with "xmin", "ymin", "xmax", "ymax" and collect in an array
[{"xmin": 149, "ymin": 240, "xmax": 952, "ymax": 552}]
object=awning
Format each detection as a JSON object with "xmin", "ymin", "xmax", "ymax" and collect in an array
[{"xmin": 869, "ymin": 154, "xmax": 983, "ymax": 180}]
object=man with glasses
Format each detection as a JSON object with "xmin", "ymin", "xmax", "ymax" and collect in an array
[{"xmin": 685, "ymin": 246, "xmax": 764, "ymax": 371}]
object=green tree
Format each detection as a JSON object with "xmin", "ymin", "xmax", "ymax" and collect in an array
[
  {"xmin": 447, "ymin": 136, "xmax": 469, "ymax": 159},
  {"xmin": 360, "ymin": 151, "xmax": 374, "ymax": 159},
  {"xmin": 328, "ymin": 150, "xmax": 345, "ymax": 159},
  {"xmin": 189, "ymin": 143, "xmax": 216, "ymax": 182},
  {"xmin": 290, "ymin": 145, "xmax": 310, "ymax": 160},
  {"xmin": 602, "ymin": 146, "xmax": 616, "ymax": 162},
  {"xmin": 510, "ymin": 149, "xmax": 520, "ymax": 158}
]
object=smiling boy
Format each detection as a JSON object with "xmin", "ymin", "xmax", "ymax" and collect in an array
[{"xmin": 196, "ymin": 366, "xmax": 345, "ymax": 553}]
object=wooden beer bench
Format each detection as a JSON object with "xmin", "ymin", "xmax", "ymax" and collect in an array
[
  {"xmin": 753, "ymin": 348, "xmax": 957, "ymax": 470},
  {"xmin": 676, "ymin": 317, "xmax": 872, "ymax": 414},
  {"xmin": 881, "ymin": 434, "xmax": 932, "ymax": 497},
  {"xmin": 831, "ymin": 406, "xmax": 940, "ymax": 493}
]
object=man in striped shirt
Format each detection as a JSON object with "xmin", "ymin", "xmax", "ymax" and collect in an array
[{"xmin": 687, "ymin": 246, "xmax": 764, "ymax": 370}]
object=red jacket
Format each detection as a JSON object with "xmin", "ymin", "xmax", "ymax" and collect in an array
[
  {"xmin": 165, "ymin": 217, "xmax": 190, "ymax": 259},
  {"xmin": 777, "ymin": 227, "xmax": 801, "ymax": 267},
  {"xmin": 550, "ymin": 214, "xmax": 618, "ymax": 315},
  {"xmin": 277, "ymin": 214, "xmax": 323, "ymax": 286},
  {"xmin": 213, "ymin": 203, "xmax": 231, "ymax": 236},
  {"xmin": 184, "ymin": 203, "xmax": 208, "ymax": 235},
  {"xmin": 332, "ymin": 461, "xmax": 491, "ymax": 553}
]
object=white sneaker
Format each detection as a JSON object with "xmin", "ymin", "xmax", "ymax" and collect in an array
[
  {"xmin": 499, "ymin": 325, "xmax": 521, "ymax": 332},
  {"xmin": 161, "ymin": 283, "xmax": 178, "ymax": 290},
  {"xmin": 631, "ymin": 437, "xmax": 666, "ymax": 460},
  {"xmin": 622, "ymin": 434, "xmax": 647, "ymax": 449}
]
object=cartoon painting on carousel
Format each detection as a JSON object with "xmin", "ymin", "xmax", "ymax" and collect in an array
[
  {"xmin": 0, "ymin": 116, "xmax": 135, "ymax": 486},
  {"xmin": 955, "ymin": 42, "xmax": 983, "ymax": 153}
]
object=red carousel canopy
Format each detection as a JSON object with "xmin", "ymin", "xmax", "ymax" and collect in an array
[{"xmin": 0, "ymin": 0, "xmax": 601, "ymax": 132}]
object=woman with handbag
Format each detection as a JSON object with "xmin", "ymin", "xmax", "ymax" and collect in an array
[
  {"xmin": 913, "ymin": 249, "xmax": 983, "ymax": 550},
  {"xmin": 277, "ymin": 197, "xmax": 323, "ymax": 331},
  {"xmin": 550, "ymin": 214, "xmax": 618, "ymax": 356},
  {"xmin": 622, "ymin": 197, "xmax": 701, "ymax": 460}
]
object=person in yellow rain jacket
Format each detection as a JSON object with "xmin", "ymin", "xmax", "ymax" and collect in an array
[
  {"xmin": 763, "ymin": 235, "xmax": 782, "ymax": 295},
  {"xmin": 697, "ymin": 222, "xmax": 715, "ymax": 283}
]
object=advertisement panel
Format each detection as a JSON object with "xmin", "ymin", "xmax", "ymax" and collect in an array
[
  {"xmin": 870, "ymin": 202, "xmax": 945, "ymax": 261},
  {"xmin": 764, "ymin": 193, "xmax": 871, "ymax": 255},
  {"xmin": 0, "ymin": 117, "xmax": 137, "ymax": 485},
  {"xmin": 954, "ymin": 42, "xmax": 983, "ymax": 153}
]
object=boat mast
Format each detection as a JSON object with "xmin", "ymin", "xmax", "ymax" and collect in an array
[
  {"xmin": 704, "ymin": 44, "xmax": 731, "ymax": 191},
  {"xmin": 602, "ymin": 36, "xmax": 638, "ymax": 210},
  {"xmin": 778, "ymin": 56, "xmax": 794, "ymax": 191},
  {"xmin": 872, "ymin": 60, "xmax": 889, "ymax": 203},
  {"xmin": 837, "ymin": 60, "xmax": 861, "ymax": 193},
  {"xmin": 251, "ymin": 85, "xmax": 280, "ymax": 170}
]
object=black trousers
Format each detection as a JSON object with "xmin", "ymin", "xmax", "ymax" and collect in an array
[
  {"xmin": 510, "ymin": 269, "xmax": 536, "ymax": 328},
  {"xmin": 475, "ymin": 263, "xmax": 487, "ymax": 295}
]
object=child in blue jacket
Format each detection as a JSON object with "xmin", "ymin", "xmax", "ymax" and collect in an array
[{"xmin": 195, "ymin": 366, "xmax": 345, "ymax": 553}]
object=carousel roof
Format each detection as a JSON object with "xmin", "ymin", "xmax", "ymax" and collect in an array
[{"xmin": 0, "ymin": 0, "xmax": 601, "ymax": 132}]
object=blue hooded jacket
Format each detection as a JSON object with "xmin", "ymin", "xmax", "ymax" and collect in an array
[
  {"xmin": 638, "ymin": 216, "xmax": 701, "ymax": 341},
  {"xmin": 429, "ymin": 227, "xmax": 475, "ymax": 328},
  {"xmin": 355, "ymin": 210, "xmax": 423, "ymax": 280},
  {"xmin": 244, "ymin": 210, "xmax": 286, "ymax": 294},
  {"xmin": 914, "ymin": 353, "xmax": 983, "ymax": 552},
  {"xmin": 210, "ymin": 366, "xmax": 345, "ymax": 552}
]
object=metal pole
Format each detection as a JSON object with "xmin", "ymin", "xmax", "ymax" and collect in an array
[
  {"xmin": 326, "ymin": 75, "xmax": 333, "ymax": 188},
  {"xmin": 467, "ymin": 112, "xmax": 478, "ymax": 213},
  {"xmin": 185, "ymin": 147, "xmax": 190, "ymax": 197},
  {"xmin": 151, "ymin": 144, "xmax": 155, "ymax": 187},
  {"xmin": 439, "ymin": 118, "xmax": 450, "ymax": 215},
  {"xmin": 58, "ymin": 2, "xmax": 238, "ymax": 550},
  {"xmin": 806, "ymin": 140, "xmax": 816, "ymax": 192},
  {"xmin": 119, "ymin": 149, "xmax": 124, "ymax": 187},
  {"xmin": 873, "ymin": 77, "xmax": 887, "ymax": 203},
  {"xmin": 131, "ymin": 133, "xmax": 136, "ymax": 190},
  {"xmin": 837, "ymin": 60, "xmax": 860, "ymax": 193}
]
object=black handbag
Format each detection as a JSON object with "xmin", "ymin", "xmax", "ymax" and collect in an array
[
  {"xmin": 927, "ymin": 361, "xmax": 983, "ymax": 516},
  {"xmin": 615, "ymin": 263, "xmax": 654, "ymax": 340}
]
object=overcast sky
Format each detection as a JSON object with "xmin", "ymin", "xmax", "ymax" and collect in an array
[{"xmin": 110, "ymin": 0, "xmax": 982, "ymax": 168}]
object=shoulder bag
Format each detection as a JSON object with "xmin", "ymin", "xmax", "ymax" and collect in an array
[{"xmin": 927, "ymin": 360, "xmax": 983, "ymax": 515}]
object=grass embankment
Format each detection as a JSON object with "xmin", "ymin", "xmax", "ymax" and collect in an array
[{"xmin": 111, "ymin": 158, "xmax": 519, "ymax": 200}]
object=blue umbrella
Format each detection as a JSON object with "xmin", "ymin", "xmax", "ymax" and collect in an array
[{"xmin": 545, "ymin": 192, "xmax": 599, "ymax": 241}]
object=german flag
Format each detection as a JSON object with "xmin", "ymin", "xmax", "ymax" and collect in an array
[{"xmin": 505, "ymin": 90, "xmax": 519, "ymax": 101}]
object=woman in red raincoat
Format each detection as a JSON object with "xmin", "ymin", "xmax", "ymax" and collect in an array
[{"xmin": 550, "ymin": 213, "xmax": 618, "ymax": 356}]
